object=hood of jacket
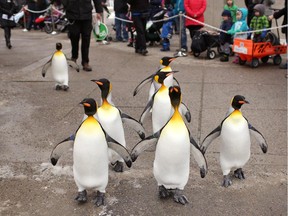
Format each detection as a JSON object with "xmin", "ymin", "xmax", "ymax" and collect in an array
[
  {"xmin": 237, "ymin": 8, "xmax": 248, "ymax": 21},
  {"xmin": 253, "ymin": 4, "xmax": 265, "ymax": 16}
]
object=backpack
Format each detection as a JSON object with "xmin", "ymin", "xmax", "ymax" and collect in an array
[{"xmin": 191, "ymin": 31, "xmax": 208, "ymax": 53}]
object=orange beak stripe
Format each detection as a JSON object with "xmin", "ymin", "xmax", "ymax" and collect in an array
[
  {"xmin": 83, "ymin": 103, "xmax": 91, "ymax": 107},
  {"xmin": 96, "ymin": 81, "xmax": 103, "ymax": 86}
]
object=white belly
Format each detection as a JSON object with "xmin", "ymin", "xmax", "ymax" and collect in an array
[
  {"xmin": 152, "ymin": 90, "xmax": 172, "ymax": 133},
  {"xmin": 51, "ymin": 54, "xmax": 68, "ymax": 85},
  {"xmin": 73, "ymin": 123, "xmax": 108, "ymax": 191},
  {"xmin": 220, "ymin": 118, "xmax": 251, "ymax": 175},
  {"xmin": 153, "ymin": 122, "xmax": 190, "ymax": 189}
]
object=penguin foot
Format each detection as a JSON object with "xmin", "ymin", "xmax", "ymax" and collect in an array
[
  {"xmin": 112, "ymin": 161, "xmax": 124, "ymax": 172},
  {"xmin": 92, "ymin": 191, "xmax": 105, "ymax": 207},
  {"xmin": 75, "ymin": 190, "xmax": 87, "ymax": 203},
  {"xmin": 222, "ymin": 175, "xmax": 232, "ymax": 187},
  {"xmin": 55, "ymin": 85, "xmax": 62, "ymax": 91},
  {"xmin": 172, "ymin": 189, "xmax": 189, "ymax": 205},
  {"xmin": 158, "ymin": 185, "xmax": 171, "ymax": 199},
  {"xmin": 63, "ymin": 85, "xmax": 69, "ymax": 91},
  {"xmin": 234, "ymin": 168, "xmax": 245, "ymax": 180}
]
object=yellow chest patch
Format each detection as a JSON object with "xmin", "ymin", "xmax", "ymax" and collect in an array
[
  {"xmin": 78, "ymin": 116, "xmax": 101, "ymax": 134},
  {"xmin": 161, "ymin": 66, "xmax": 172, "ymax": 72},
  {"xmin": 53, "ymin": 51, "xmax": 65, "ymax": 58},
  {"xmin": 225, "ymin": 110, "xmax": 246, "ymax": 125}
]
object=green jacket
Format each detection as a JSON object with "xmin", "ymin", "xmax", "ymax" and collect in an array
[
  {"xmin": 224, "ymin": 1, "xmax": 238, "ymax": 23},
  {"xmin": 250, "ymin": 15, "xmax": 269, "ymax": 34}
]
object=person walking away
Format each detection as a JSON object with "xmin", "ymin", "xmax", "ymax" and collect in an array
[
  {"xmin": 62, "ymin": 0, "xmax": 103, "ymax": 72},
  {"xmin": 114, "ymin": 0, "xmax": 128, "ymax": 42},
  {"xmin": 219, "ymin": 10, "xmax": 233, "ymax": 62},
  {"xmin": 0, "ymin": 0, "xmax": 17, "ymax": 49},
  {"xmin": 127, "ymin": 0, "xmax": 149, "ymax": 56},
  {"xmin": 269, "ymin": 0, "xmax": 287, "ymax": 69},
  {"xmin": 224, "ymin": 0, "xmax": 238, "ymax": 23},
  {"xmin": 227, "ymin": 8, "xmax": 249, "ymax": 64},
  {"xmin": 249, "ymin": 4, "xmax": 269, "ymax": 42},
  {"xmin": 184, "ymin": 0, "xmax": 206, "ymax": 54}
]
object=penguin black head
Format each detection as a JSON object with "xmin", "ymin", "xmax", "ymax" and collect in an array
[
  {"xmin": 160, "ymin": 56, "xmax": 177, "ymax": 67},
  {"xmin": 154, "ymin": 71, "xmax": 172, "ymax": 84},
  {"xmin": 231, "ymin": 95, "xmax": 249, "ymax": 110},
  {"xmin": 91, "ymin": 78, "xmax": 111, "ymax": 100},
  {"xmin": 80, "ymin": 98, "xmax": 97, "ymax": 116},
  {"xmin": 169, "ymin": 86, "xmax": 182, "ymax": 107},
  {"xmin": 56, "ymin": 43, "xmax": 62, "ymax": 51}
]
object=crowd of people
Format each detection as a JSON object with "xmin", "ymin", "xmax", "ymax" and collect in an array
[{"xmin": 0, "ymin": 0, "xmax": 287, "ymax": 69}]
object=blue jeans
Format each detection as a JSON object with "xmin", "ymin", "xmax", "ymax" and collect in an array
[
  {"xmin": 115, "ymin": 13, "xmax": 128, "ymax": 41},
  {"xmin": 175, "ymin": 14, "xmax": 187, "ymax": 50}
]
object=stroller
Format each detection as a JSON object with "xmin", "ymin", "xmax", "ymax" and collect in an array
[{"xmin": 192, "ymin": 30, "xmax": 233, "ymax": 59}]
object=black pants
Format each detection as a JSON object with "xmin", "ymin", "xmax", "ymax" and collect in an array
[
  {"xmin": 132, "ymin": 14, "xmax": 147, "ymax": 51},
  {"xmin": 3, "ymin": 27, "xmax": 11, "ymax": 44},
  {"xmin": 187, "ymin": 25, "xmax": 202, "ymax": 51},
  {"xmin": 68, "ymin": 19, "xmax": 92, "ymax": 65}
]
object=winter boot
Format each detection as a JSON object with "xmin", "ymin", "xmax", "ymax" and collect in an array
[
  {"xmin": 220, "ymin": 54, "xmax": 229, "ymax": 62},
  {"xmin": 160, "ymin": 40, "xmax": 170, "ymax": 52}
]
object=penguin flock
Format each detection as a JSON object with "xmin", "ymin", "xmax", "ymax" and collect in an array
[{"xmin": 48, "ymin": 52, "xmax": 268, "ymax": 207}]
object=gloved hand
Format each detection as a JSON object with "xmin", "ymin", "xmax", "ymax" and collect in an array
[{"xmin": 260, "ymin": 30, "xmax": 267, "ymax": 39}]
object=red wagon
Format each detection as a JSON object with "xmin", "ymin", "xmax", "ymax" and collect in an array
[{"xmin": 233, "ymin": 37, "xmax": 287, "ymax": 68}]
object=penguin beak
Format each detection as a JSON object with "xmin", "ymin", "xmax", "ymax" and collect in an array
[
  {"xmin": 169, "ymin": 57, "xmax": 177, "ymax": 62},
  {"xmin": 239, "ymin": 100, "xmax": 249, "ymax": 104},
  {"xmin": 91, "ymin": 80, "xmax": 103, "ymax": 86},
  {"xmin": 166, "ymin": 72, "xmax": 173, "ymax": 77},
  {"xmin": 79, "ymin": 101, "xmax": 91, "ymax": 107}
]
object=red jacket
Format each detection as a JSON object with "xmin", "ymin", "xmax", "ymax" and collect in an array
[{"xmin": 184, "ymin": 0, "xmax": 207, "ymax": 27}]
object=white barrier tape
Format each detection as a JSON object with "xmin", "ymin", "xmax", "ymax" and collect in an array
[
  {"xmin": 24, "ymin": 5, "xmax": 51, "ymax": 14},
  {"xmin": 51, "ymin": 6, "xmax": 65, "ymax": 16},
  {"xmin": 235, "ymin": 24, "xmax": 288, "ymax": 35},
  {"xmin": 113, "ymin": 13, "xmax": 178, "ymax": 24},
  {"xmin": 183, "ymin": 14, "xmax": 227, "ymax": 33}
]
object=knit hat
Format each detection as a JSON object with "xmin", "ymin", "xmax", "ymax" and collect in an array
[
  {"xmin": 222, "ymin": 10, "xmax": 232, "ymax": 18},
  {"xmin": 254, "ymin": 4, "xmax": 265, "ymax": 16}
]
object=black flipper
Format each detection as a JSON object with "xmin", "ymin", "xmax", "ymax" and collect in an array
[
  {"xmin": 139, "ymin": 95, "xmax": 155, "ymax": 124},
  {"xmin": 133, "ymin": 74, "xmax": 154, "ymax": 96},
  {"xmin": 179, "ymin": 102, "xmax": 191, "ymax": 123},
  {"xmin": 50, "ymin": 134, "xmax": 75, "ymax": 165},
  {"xmin": 190, "ymin": 136, "xmax": 208, "ymax": 178},
  {"xmin": 120, "ymin": 112, "xmax": 146, "ymax": 139},
  {"xmin": 200, "ymin": 125, "xmax": 222, "ymax": 154},
  {"xmin": 67, "ymin": 58, "xmax": 80, "ymax": 72},
  {"xmin": 248, "ymin": 123, "xmax": 268, "ymax": 153},
  {"xmin": 41, "ymin": 58, "xmax": 52, "ymax": 77},
  {"xmin": 131, "ymin": 131, "xmax": 161, "ymax": 162},
  {"xmin": 106, "ymin": 134, "xmax": 132, "ymax": 168}
]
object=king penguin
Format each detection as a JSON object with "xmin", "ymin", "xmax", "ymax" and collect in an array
[
  {"xmin": 133, "ymin": 56, "xmax": 179, "ymax": 101},
  {"xmin": 90, "ymin": 78, "xmax": 145, "ymax": 172},
  {"xmin": 200, "ymin": 95, "xmax": 268, "ymax": 187},
  {"xmin": 140, "ymin": 71, "xmax": 191, "ymax": 133},
  {"xmin": 50, "ymin": 98, "xmax": 132, "ymax": 206},
  {"xmin": 42, "ymin": 42, "xmax": 80, "ymax": 91},
  {"xmin": 131, "ymin": 86, "xmax": 207, "ymax": 205}
]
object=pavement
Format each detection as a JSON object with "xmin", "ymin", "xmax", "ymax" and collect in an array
[{"xmin": 0, "ymin": 28, "xmax": 287, "ymax": 216}]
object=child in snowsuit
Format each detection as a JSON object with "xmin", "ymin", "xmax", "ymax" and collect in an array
[
  {"xmin": 224, "ymin": 0, "xmax": 238, "ymax": 23},
  {"xmin": 160, "ymin": 10, "xmax": 173, "ymax": 51},
  {"xmin": 227, "ymin": 8, "xmax": 249, "ymax": 63},
  {"xmin": 250, "ymin": 4, "xmax": 269, "ymax": 42},
  {"xmin": 219, "ymin": 10, "xmax": 233, "ymax": 62}
]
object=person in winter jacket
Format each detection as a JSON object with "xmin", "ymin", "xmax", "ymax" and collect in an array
[
  {"xmin": 227, "ymin": 8, "xmax": 249, "ymax": 63},
  {"xmin": 172, "ymin": 0, "xmax": 187, "ymax": 56},
  {"xmin": 160, "ymin": 10, "xmax": 173, "ymax": 51},
  {"xmin": 62, "ymin": 0, "xmax": 103, "ymax": 71},
  {"xmin": 127, "ymin": 0, "xmax": 150, "ymax": 56},
  {"xmin": 0, "ymin": 0, "xmax": 17, "ymax": 49},
  {"xmin": 219, "ymin": 10, "xmax": 233, "ymax": 62},
  {"xmin": 224, "ymin": 0, "xmax": 238, "ymax": 23},
  {"xmin": 184, "ymin": 0, "xmax": 206, "ymax": 53},
  {"xmin": 250, "ymin": 4, "xmax": 269, "ymax": 42},
  {"xmin": 114, "ymin": 0, "xmax": 128, "ymax": 42},
  {"xmin": 269, "ymin": 0, "xmax": 287, "ymax": 69}
]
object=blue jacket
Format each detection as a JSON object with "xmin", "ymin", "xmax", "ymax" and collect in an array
[
  {"xmin": 227, "ymin": 8, "xmax": 249, "ymax": 39},
  {"xmin": 220, "ymin": 19, "xmax": 233, "ymax": 43},
  {"xmin": 172, "ymin": 0, "xmax": 184, "ymax": 14}
]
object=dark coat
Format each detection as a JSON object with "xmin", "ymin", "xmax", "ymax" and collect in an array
[
  {"xmin": 273, "ymin": 0, "xmax": 287, "ymax": 34},
  {"xmin": 62, "ymin": 0, "xmax": 103, "ymax": 20},
  {"xmin": 127, "ymin": 0, "xmax": 149, "ymax": 13},
  {"xmin": 114, "ymin": 0, "xmax": 128, "ymax": 14},
  {"xmin": 219, "ymin": 19, "xmax": 233, "ymax": 43},
  {"xmin": 0, "ymin": 0, "xmax": 17, "ymax": 28}
]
